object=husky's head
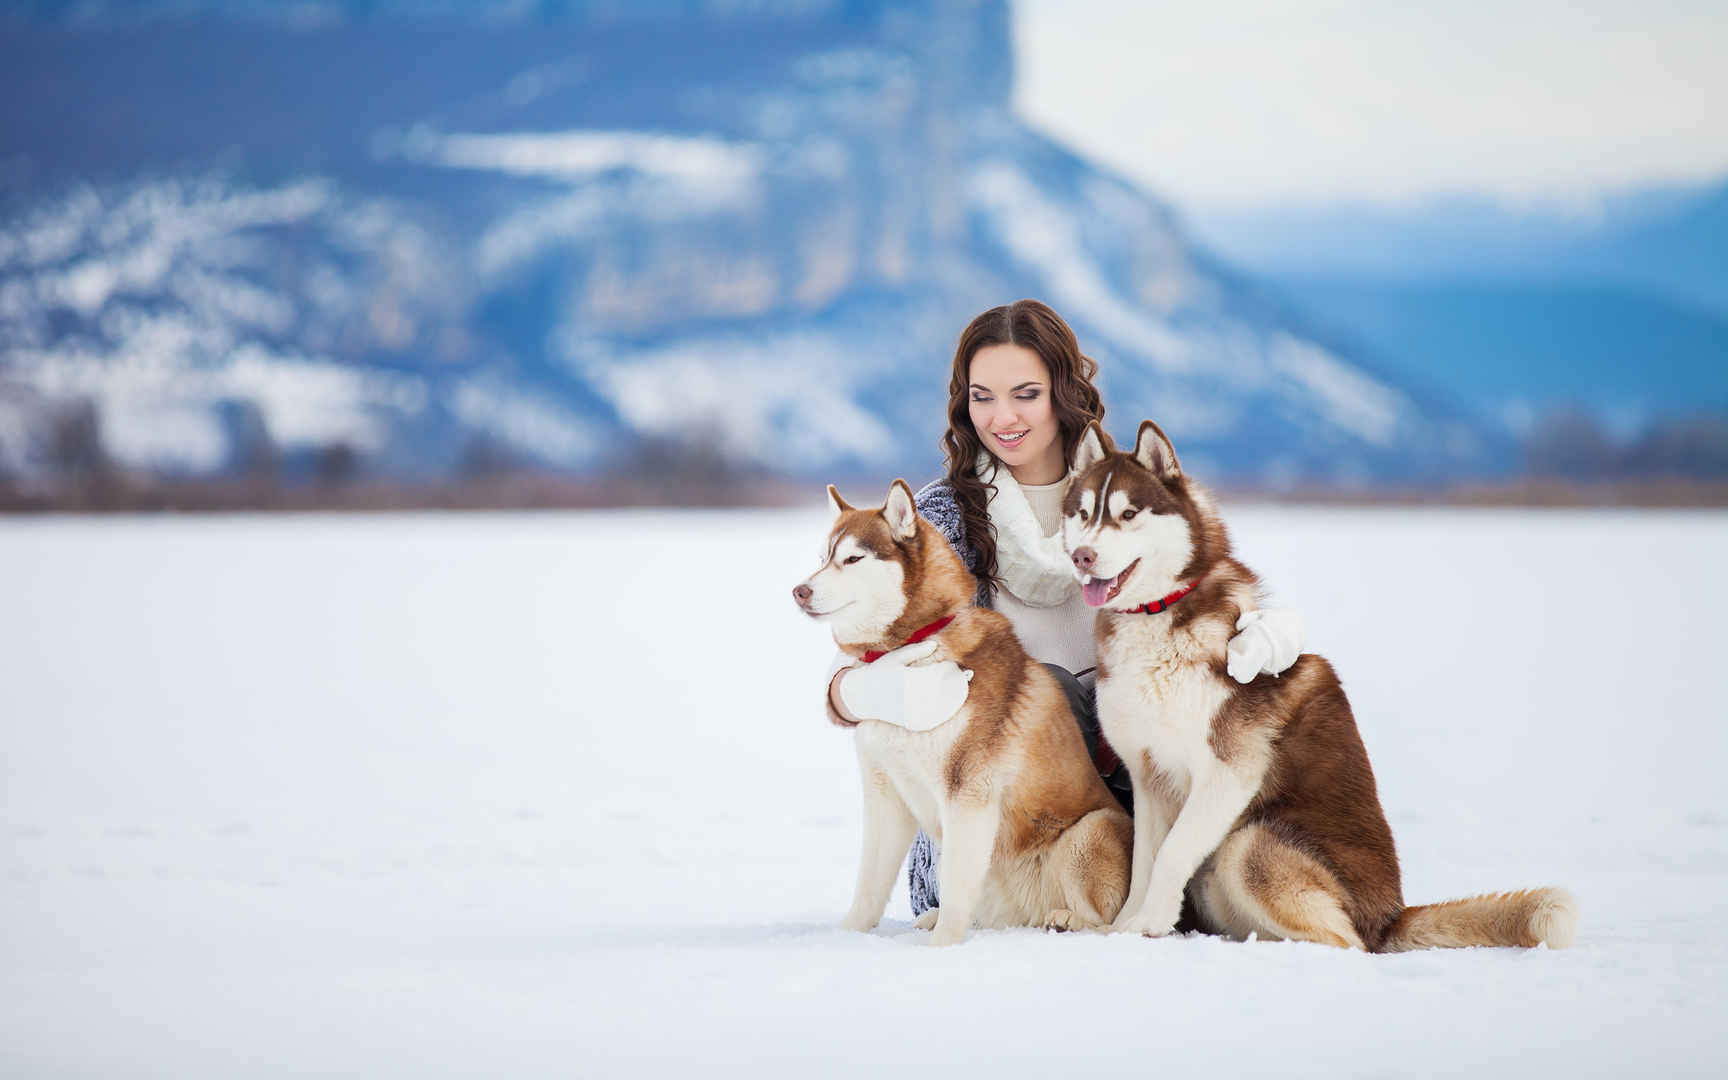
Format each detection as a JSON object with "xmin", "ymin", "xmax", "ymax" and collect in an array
[
  {"xmin": 792, "ymin": 480, "xmax": 973, "ymax": 652},
  {"xmin": 1061, "ymin": 419, "xmax": 1230, "ymax": 610}
]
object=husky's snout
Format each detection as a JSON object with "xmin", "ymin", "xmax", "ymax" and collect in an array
[{"xmin": 792, "ymin": 583, "xmax": 815, "ymax": 612}]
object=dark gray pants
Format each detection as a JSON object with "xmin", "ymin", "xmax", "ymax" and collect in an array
[{"xmin": 907, "ymin": 664, "xmax": 1131, "ymax": 916}]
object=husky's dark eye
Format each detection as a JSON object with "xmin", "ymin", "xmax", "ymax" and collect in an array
[
  {"xmin": 843, "ymin": 554, "xmax": 864, "ymax": 565},
  {"xmin": 1121, "ymin": 508, "xmax": 1138, "ymax": 521},
  {"xmin": 1078, "ymin": 509, "xmax": 1090, "ymax": 523}
]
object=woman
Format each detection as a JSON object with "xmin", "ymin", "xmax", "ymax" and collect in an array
[{"xmin": 825, "ymin": 299, "xmax": 1305, "ymax": 918}]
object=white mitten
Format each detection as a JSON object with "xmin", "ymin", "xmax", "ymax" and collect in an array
[
  {"xmin": 1226, "ymin": 608, "xmax": 1306, "ymax": 684},
  {"xmin": 838, "ymin": 639, "xmax": 973, "ymax": 731}
]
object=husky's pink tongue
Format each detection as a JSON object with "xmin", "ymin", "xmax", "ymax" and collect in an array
[{"xmin": 1082, "ymin": 574, "xmax": 1116, "ymax": 607}]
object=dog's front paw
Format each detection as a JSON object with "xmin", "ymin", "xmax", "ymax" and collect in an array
[
  {"xmin": 1043, "ymin": 909, "xmax": 1074, "ymax": 932},
  {"xmin": 839, "ymin": 910, "xmax": 880, "ymax": 933},
  {"xmin": 1110, "ymin": 913, "xmax": 1176, "ymax": 937},
  {"xmin": 913, "ymin": 908, "xmax": 940, "ymax": 931},
  {"xmin": 926, "ymin": 920, "xmax": 969, "ymax": 947},
  {"xmin": 1111, "ymin": 895, "xmax": 1181, "ymax": 937}
]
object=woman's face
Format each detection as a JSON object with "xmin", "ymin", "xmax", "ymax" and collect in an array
[{"xmin": 967, "ymin": 343, "xmax": 1065, "ymax": 485}]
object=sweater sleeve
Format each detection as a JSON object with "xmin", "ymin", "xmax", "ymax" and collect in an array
[{"xmin": 914, "ymin": 478, "xmax": 992, "ymax": 608}]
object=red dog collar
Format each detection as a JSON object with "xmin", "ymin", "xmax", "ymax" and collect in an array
[
  {"xmin": 862, "ymin": 614, "xmax": 957, "ymax": 663},
  {"xmin": 1120, "ymin": 579, "xmax": 1201, "ymax": 616}
]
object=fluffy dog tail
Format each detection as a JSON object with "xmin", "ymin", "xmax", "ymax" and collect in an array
[{"xmin": 1377, "ymin": 887, "xmax": 1578, "ymax": 952}]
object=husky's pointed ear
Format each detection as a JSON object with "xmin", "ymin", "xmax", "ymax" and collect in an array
[
  {"xmin": 826, "ymin": 484, "xmax": 854, "ymax": 518},
  {"xmin": 1071, "ymin": 421, "xmax": 1109, "ymax": 476},
  {"xmin": 1133, "ymin": 419, "xmax": 1181, "ymax": 480},
  {"xmin": 883, "ymin": 479, "xmax": 918, "ymax": 541}
]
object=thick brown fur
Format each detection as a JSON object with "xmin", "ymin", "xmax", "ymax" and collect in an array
[
  {"xmin": 808, "ymin": 483, "xmax": 1134, "ymax": 943},
  {"xmin": 1204, "ymin": 653, "xmax": 1406, "ymax": 948},
  {"xmin": 1069, "ymin": 421, "xmax": 1577, "ymax": 952},
  {"xmin": 825, "ymin": 497, "xmax": 1126, "ymax": 858}
]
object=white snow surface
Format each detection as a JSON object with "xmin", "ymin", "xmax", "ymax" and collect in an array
[{"xmin": 2, "ymin": 506, "xmax": 1725, "ymax": 1077}]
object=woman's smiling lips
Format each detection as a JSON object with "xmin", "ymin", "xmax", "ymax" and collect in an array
[{"xmin": 992, "ymin": 429, "xmax": 1029, "ymax": 449}]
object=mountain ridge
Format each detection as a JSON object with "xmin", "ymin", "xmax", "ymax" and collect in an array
[{"xmin": 0, "ymin": 1, "xmax": 1506, "ymax": 493}]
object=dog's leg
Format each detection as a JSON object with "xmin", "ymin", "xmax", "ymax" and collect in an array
[
  {"xmin": 1052, "ymin": 807, "xmax": 1134, "ymax": 929},
  {"xmin": 1120, "ymin": 767, "xmax": 1174, "ymax": 924},
  {"xmin": 927, "ymin": 798, "xmax": 1000, "ymax": 946},
  {"xmin": 840, "ymin": 767, "xmax": 918, "ymax": 933},
  {"xmin": 1115, "ymin": 765, "xmax": 1257, "ymax": 937},
  {"xmin": 1216, "ymin": 825, "xmax": 1364, "ymax": 949}
]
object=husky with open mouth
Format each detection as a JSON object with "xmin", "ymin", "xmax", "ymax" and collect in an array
[
  {"xmin": 794, "ymin": 480, "xmax": 1133, "ymax": 946},
  {"xmin": 1063, "ymin": 420, "xmax": 1578, "ymax": 950}
]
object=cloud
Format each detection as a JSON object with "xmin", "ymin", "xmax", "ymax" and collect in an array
[{"xmin": 1015, "ymin": 0, "xmax": 1728, "ymax": 207}]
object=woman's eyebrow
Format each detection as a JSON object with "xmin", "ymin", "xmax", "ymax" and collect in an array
[{"xmin": 969, "ymin": 381, "xmax": 1045, "ymax": 391}]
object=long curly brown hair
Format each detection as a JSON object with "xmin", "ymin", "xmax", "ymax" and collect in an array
[{"xmin": 941, "ymin": 299, "xmax": 1106, "ymax": 596}]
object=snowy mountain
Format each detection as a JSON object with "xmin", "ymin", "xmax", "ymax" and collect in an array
[
  {"xmin": 0, "ymin": 1, "xmax": 1504, "ymax": 492},
  {"xmin": 1187, "ymin": 180, "xmax": 1728, "ymax": 434}
]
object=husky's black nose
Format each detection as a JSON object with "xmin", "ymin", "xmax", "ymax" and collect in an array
[
  {"xmin": 793, "ymin": 584, "xmax": 813, "ymax": 606},
  {"xmin": 1071, "ymin": 546, "xmax": 1097, "ymax": 573}
]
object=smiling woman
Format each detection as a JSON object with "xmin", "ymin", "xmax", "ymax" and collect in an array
[
  {"xmin": 967, "ymin": 344, "xmax": 1067, "ymax": 484},
  {"xmin": 945, "ymin": 301, "xmax": 1107, "ymax": 596},
  {"xmin": 822, "ymin": 299, "xmax": 1309, "ymax": 924}
]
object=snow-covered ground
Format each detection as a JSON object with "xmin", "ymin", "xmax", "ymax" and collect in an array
[{"xmin": 3, "ymin": 506, "xmax": 1725, "ymax": 1077}]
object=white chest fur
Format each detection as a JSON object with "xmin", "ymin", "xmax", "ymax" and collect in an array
[
  {"xmin": 1095, "ymin": 614, "xmax": 1232, "ymax": 790},
  {"xmin": 852, "ymin": 706, "xmax": 975, "ymax": 839}
]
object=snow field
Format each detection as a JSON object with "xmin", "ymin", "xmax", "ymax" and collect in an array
[{"xmin": 2, "ymin": 506, "xmax": 1725, "ymax": 1077}]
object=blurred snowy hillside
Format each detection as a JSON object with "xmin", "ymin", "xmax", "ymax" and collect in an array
[
  {"xmin": 1189, "ymin": 183, "xmax": 1728, "ymax": 483},
  {"xmin": 0, "ymin": 1, "xmax": 1505, "ymax": 505}
]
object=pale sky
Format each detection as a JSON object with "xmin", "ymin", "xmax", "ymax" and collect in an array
[{"xmin": 1013, "ymin": 0, "xmax": 1728, "ymax": 209}]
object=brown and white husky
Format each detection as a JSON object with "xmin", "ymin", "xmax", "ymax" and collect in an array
[
  {"xmin": 793, "ymin": 480, "xmax": 1133, "ymax": 946},
  {"xmin": 1061, "ymin": 420, "xmax": 1578, "ymax": 951}
]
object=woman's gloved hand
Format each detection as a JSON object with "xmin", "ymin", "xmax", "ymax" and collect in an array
[
  {"xmin": 1225, "ymin": 608, "xmax": 1306, "ymax": 684},
  {"xmin": 837, "ymin": 639, "xmax": 973, "ymax": 731}
]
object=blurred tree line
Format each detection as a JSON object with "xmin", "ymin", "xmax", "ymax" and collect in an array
[
  {"xmin": 1524, "ymin": 408, "xmax": 1728, "ymax": 481},
  {"xmin": 0, "ymin": 392, "xmax": 798, "ymax": 510},
  {"xmin": 3, "ymin": 392, "xmax": 1727, "ymax": 510}
]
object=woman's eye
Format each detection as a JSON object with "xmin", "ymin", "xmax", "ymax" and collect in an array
[
  {"xmin": 1121, "ymin": 509, "xmax": 1138, "ymax": 521},
  {"xmin": 843, "ymin": 554, "xmax": 864, "ymax": 565},
  {"xmin": 1015, "ymin": 392, "xmax": 1039, "ymax": 401},
  {"xmin": 970, "ymin": 395, "xmax": 992, "ymax": 404}
]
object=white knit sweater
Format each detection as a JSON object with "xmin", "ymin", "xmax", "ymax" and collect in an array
[{"xmin": 991, "ymin": 475, "xmax": 1098, "ymax": 680}]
